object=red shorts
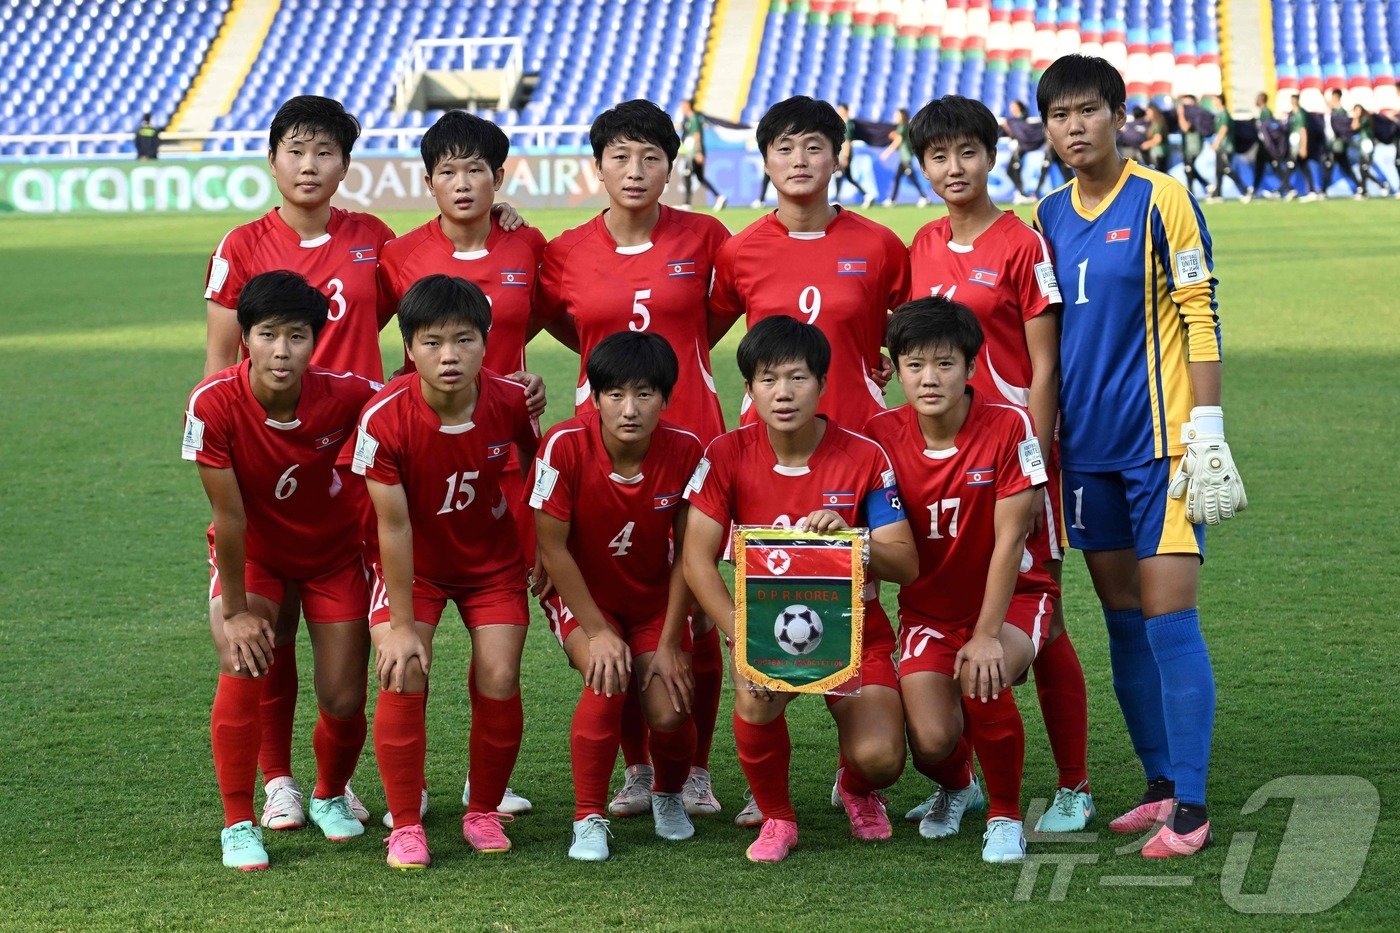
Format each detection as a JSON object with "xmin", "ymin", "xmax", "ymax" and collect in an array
[
  {"xmin": 897, "ymin": 593, "xmax": 1054, "ymax": 677},
  {"xmin": 821, "ymin": 600, "xmax": 900, "ymax": 706},
  {"xmin": 368, "ymin": 564, "xmax": 528, "ymax": 628},
  {"xmin": 208, "ymin": 546, "xmax": 368, "ymax": 624},
  {"xmin": 542, "ymin": 594, "xmax": 692, "ymax": 657},
  {"xmin": 499, "ymin": 466, "xmax": 536, "ymax": 567}
]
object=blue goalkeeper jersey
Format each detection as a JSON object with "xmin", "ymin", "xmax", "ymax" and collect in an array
[{"xmin": 1034, "ymin": 160, "xmax": 1221, "ymax": 471}]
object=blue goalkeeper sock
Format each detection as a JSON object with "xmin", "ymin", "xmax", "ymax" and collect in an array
[
  {"xmin": 1145, "ymin": 608, "xmax": 1216, "ymax": 807},
  {"xmin": 1104, "ymin": 608, "xmax": 1172, "ymax": 784}
]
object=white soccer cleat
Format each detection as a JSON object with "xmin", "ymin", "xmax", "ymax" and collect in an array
[
  {"xmin": 734, "ymin": 788, "xmax": 764, "ymax": 828},
  {"xmin": 569, "ymin": 814, "xmax": 613, "ymax": 861},
  {"xmin": 344, "ymin": 783, "xmax": 370, "ymax": 824},
  {"xmin": 381, "ymin": 788, "xmax": 430, "ymax": 829},
  {"xmin": 916, "ymin": 196, "xmax": 929, "ymax": 208},
  {"xmin": 260, "ymin": 776, "xmax": 306, "ymax": 831},
  {"xmin": 713, "ymin": 195, "xmax": 727, "ymax": 211},
  {"xmin": 608, "ymin": 765, "xmax": 654, "ymax": 818},
  {"xmin": 681, "ymin": 767, "xmax": 722, "ymax": 816},
  {"xmin": 462, "ymin": 778, "xmax": 533, "ymax": 815},
  {"xmin": 918, "ymin": 779, "xmax": 986, "ymax": 839},
  {"xmin": 982, "ymin": 817, "xmax": 1028, "ymax": 863}
]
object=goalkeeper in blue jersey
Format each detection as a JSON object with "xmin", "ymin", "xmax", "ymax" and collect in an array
[{"xmin": 1032, "ymin": 54, "xmax": 1247, "ymax": 859}]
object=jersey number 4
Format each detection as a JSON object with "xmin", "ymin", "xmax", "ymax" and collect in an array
[{"xmin": 609, "ymin": 521, "xmax": 636, "ymax": 556}]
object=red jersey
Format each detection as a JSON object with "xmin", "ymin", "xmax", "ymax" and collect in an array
[
  {"xmin": 206, "ymin": 207, "xmax": 397, "ymax": 381},
  {"xmin": 182, "ymin": 361, "xmax": 380, "ymax": 578},
  {"xmin": 711, "ymin": 208, "xmax": 910, "ymax": 428},
  {"xmin": 907, "ymin": 211, "xmax": 1060, "ymax": 408},
  {"xmin": 529, "ymin": 412, "xmax": 702, "ymax": 621},
  {"xmin": 351, "ymin": 370, "xmax": 539, "ymax": 587},
  {"xmin": 378, "ymin": 215, "xmax": 547, "ymax": 376},
  {"xmin": 537, "ymin": 205, "xmax": 729, "ymax": 444},
  {"xmin": 863, "ymin": 393, "xmax": 1054, "ymax": 628}
]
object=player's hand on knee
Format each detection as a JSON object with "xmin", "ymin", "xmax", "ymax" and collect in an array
[
  {"xmin": 376, "ymin": 627, "xmax": 429, "ymax": 692},
  {"xmin": 224, "ymin": 610, "xmax": 275, "ymax": 677},
  {"xmin": 586, "ymin": 628, "xmax": 631, "ymax": 697},
  {"xmin": 646, "ymin": 643, "xmax": 694, "ymax": 714},
  {"xmin": 954, "ymin": 633, "xmax": 1006, "ymax": 702},
  {"xmin": 1168, "ymin": 406, "xmax": 1248, "ymax": 525}
]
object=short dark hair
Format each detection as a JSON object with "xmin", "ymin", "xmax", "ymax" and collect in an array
[
  {"xmin": 269, "ymin": 95, "xmax": 361, "ymax": 164},
  {"xmin": 237, "ymin": 270, "xmax": 329, "ymax": 338},
  {"xmin": 396, "ymin": 274, "xmax": 492, "ymax": 345},
  {"xmin": 908, "ymin": 95, "xmax": 1000, "ymax": 160},
  {"xmin": 421, "ymin": 110, "xmax": 510, "ymax": 174},
  {"xmin": 756, "ymin": 95, "xmax": 845, "ymax": 155},
  {"xmin": 736, "ymin": 316, "xmax": 831, "ymax": 382},
  {"xmin": 590, "ymin": 99, "xmax": 680, "ymax": 164},
  {"xmin": 1035, "ymin": 54, "xmax": 1126, "ymax": 117},
  {"xmin": 587, "ymin": 331, "xmax": 680, "ymax": 401},
  {"xmin": 887, "ymin": 296, "xmax": 984, "ymax": 366}
]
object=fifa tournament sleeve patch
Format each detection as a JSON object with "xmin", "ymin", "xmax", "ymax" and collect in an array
[
  {"xmin": 206, "ymin": 256, "xmax": 229, "ymax": 294},
  {"xmin": 181, "ymin": 412, "xmax": 205, "ymax": 461},
  {"xmin": 350, "ymin": 428, "xmax": 379, "ymax": 475},
  {"xmin": 1034, "ymin": 261, "xmax": 1062, "ymax": 302},
  {"xmin": 684, "ymin": 457, "xmax": 711, "ymax": 498},
  {"xmin": 529, "ymin": 458, "xmax": 559, "ymax": 508},
  {"xmin": 1017, "ymin": 437, "xmax": 1048, "ymax": 484},
  {"xmin": 1174, "ymin": 247, "xmax": 1207, "ymax": 285}
]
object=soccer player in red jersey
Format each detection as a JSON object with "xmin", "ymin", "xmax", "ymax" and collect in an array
[
  {"xmin": 710, "ymin": 96, "xmax": 910, "ymax": 432},
  {"xmin": 903, "ymin": 96, "xmax": 1093, "ymax": 832},
  {"xmin": 866, "ymin": 297, "xmax": 1057, "ymax": 865},
  {"xmin": 537, "ymin": 99, "xmax": 730, "ymax": 818},
  {"xmin": 183, "ymin": 271, "xmax": 380, "ymax": 870},
  {"xmin": 531, "ymin": 332, "xmax": 704, "ymax": 860},
  {"xmin": 351, "ymin": 275, "xmax": 539, "ymax": 869},
  {"xmin": 683, "ymin": 317, "xmax": 918, "ymax": 863},
  {"xmin": 378, "ymin": 115, "xmax": 547, "ymax": 820}
]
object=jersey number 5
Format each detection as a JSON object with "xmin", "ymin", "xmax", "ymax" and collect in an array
[{"xmin": 630, "ymin": 290, "xmax": 651, "ymax": 332}]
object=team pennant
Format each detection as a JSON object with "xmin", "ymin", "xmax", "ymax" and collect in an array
[{"xmin": 733, "ymin": 526, "xmax": 866, "ymax": 694}]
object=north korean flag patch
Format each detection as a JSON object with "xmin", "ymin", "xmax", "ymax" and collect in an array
[
  {"xmin": 1105, "ymin": 228, "xmax": 1132, "ymax": 243},
  {"xmin": 667, "ymin": 259, "xmax": 696, "ymax": 277},
  {"xmin": 349, "ymin": 245, "xmax": 377, "ymax": 263},
  {"xmin": 500, "ymin": 269, "xmax": 529, "ymax": 287},
  {"xmin": 822, "ymin": 491, "xmax": 857, "ymax": 508},
  {"xmin": 965, "ymin": 467, "xmax": 995, "ymax": 487},
  {"xmin": 968, "ymin": 267, "xmax": 999, "ymax": 288},
  {"xmin": 313, "ymin": 428, "xmax": 346, "ymax": 450},
  {"xmin": 653, "ymin": 490, "xmax": 682, "ymax": 510},
  {"xmin": 836, "ymin": 258, "xmax": 867, "ymax": 275},
  {"xmin": 486, "ymin": 440, "xmax": 511, "ymax": 460}
]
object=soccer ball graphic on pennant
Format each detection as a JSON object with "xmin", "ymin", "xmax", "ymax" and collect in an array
[{"xmin": 775, "ymin": 604, "xmax": 823, "ymax": 656}]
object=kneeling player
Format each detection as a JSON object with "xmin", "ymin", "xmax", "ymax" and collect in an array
[
  {"xmin": 184, "ymin": 271, "xmax": 379, "ymax": 870},
  {"xmin": 352, "ymin": 275, "xmax": 539, "ymax": 869},
  {"xmin": 683, "ymin": 317, "xmax": 918, "ymax": 863},
  {"xmin": 866, "ymin": 297, "xmax": 1057, "ymax": 864},
  {"xmin": 532, "ymin": 331, "xmax": 704, "ymax": 860}
]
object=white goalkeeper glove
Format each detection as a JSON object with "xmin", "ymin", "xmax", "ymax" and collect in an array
[{"xmin": 1167, "ymin": 406, "xmax": 1248, "ymax": 525}]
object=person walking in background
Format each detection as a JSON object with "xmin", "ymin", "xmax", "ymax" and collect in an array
[
  {"xmin": 1243, "ymin": 92, "xmax": 1289, "ymax": 202},
  {"xmin": 883, "ymin": 107, "xmax": 929, "ymax": 206},
  {"xmin": 677, "ymin": 98, "xmax": 726, "ymax": 211},
  {"xmin": 1350, "ymin": 103, "xmax": 1395, "ymax": 198},
  {"xmin": 1002, "ymin": 100, "xmax": 1046, "ymax": 204},
  {"xmin": 1174, "ymin": 95, "xmax": 1210, "ymax": 197},
  {"xmin": 1284, "ymin": 94, "xmax": 1318, "ymax": 201},
  {"xmin": 835, "ymin": 103, "xmax": 875, "ymax": 207},
  {"xmin": 1203, "ymin": 95, "xmax": 1246, "ymax": 202},
  {"xmin": 1140, "ymin": 104, "xmax": 1169, "ymax": 173}
]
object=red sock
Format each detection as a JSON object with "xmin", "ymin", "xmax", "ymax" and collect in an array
[
  {"xmin": 466, "ymin": 667, "xmax": 524, "ymax": 814},
  {"xmin": 619, "ymin": 685, "xmax": 651, "ymax": 768},
  {"xmin": 839, "ymin": 759, "xmax": 879, "ymax": 796},
  {"xmin": 257, "ymin": 643, "xmax": 297, "ymax": 782},
  {"xmin": 916, "ymin": 735, "xmax": 973, "ymax": 790},
  {"xmin": 689, "ymin": 625, "xmax": 723, "ymax": 770},
  {"xmin": 1033, "ymin": 632, "xmax": 1091, "ymax": 791},
  {"xmin": 313, "ymin": 704, "xmax": 366, "ymax": 800},
  {"xmin": 570, "ymin": 688, "xmax": 625, "ymax": 819},
  {"xmin": 965, "ymin": 691, "xmax": 1026, "ymax": 821},
  {"xmin": 212, "ymin": 675, "xmax": 263, "ymax": 826},
  {"xmin": 373, "ymin": 689, "xmax": 427, "ymax": 828},
  {"xmin": 649, "ymin": 719, "xmax": 696, "ymax": 794},
  {"xmin": 733, "ymin": 713, "xmax": 795, "ymax": 822}
]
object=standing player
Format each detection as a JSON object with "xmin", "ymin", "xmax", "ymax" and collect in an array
[
  {"xmin": 538, "ymin": 99, "xmax": 730, "ymax": 821},
  {"xmin": 867, "ymin": 297, "xmax": 1056, "ymax": 864},
  {"xmin": 377, "ymin": 110, "xmax": 547, "ymax": 823},
  {"xmin": 683, "ymin": 317, "xmax": 919, "ymax": 863},
  {"xmin": 882, "ymin": 107, "xmax": 930, "ymax": 206},
  {"xmin": 835, "ymin": 103, "xmax": 875, "ymax": 207},
  {"xmin": 1284, "ymin": 93, "xmax": 1319, "ymax": 201},
  {"xmin": 1035, "ymin": 54, "xmax": 1247, "ymax": 858},
  {"xmin": 532, "ymin": 332, "xmax": 704, "ymax": 860},
  {"xmin": 902, "ymin": 95, "xmax": 1092, "ymax": 833},
  {"xmin": 183, "ymin": 271, "xmax": 379, "ymax": 869},
  {"xmin": 677, "ymin": 98, "xmax": 727, "ymax": 210},
  {"xmin": 352, "ymin": 275, "xmax": 539, "ymax": 869},
  {"xmin": 711, "ymin": 95, "xmax": 909, "ymax": 434},
  {"xmin": 202, "ymin": 95, "xmax": 393, "ymax": 831}
]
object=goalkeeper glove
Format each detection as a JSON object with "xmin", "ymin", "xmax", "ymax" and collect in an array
[{"xmin": 1167, "ymin": 406, "xmax": 1248, "ymax": 525}]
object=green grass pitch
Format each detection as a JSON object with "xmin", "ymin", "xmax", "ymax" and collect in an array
[{"xmin": 0, "ymin": 202, "xmax": 1396, "ymax": 931}]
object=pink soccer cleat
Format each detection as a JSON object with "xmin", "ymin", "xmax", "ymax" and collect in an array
[
  {"xmin": 1142, "ymin": 821, "xmax": 1212, "ymax": 858},
  {"xmin": 385, "ymin": 824, "xmax": 431, "ymax": 870},
  {"xmin": 746, "ymin": 818, "xmax": 799, "ymax": 863},
  {"xmin": 835, "ymin": 773, "xmax": 892, "ymax": 841},
  {"xmin": 462, "ymin": 811, "xmax": 513, "ymax": 853},
  {"xmin": 1108, "ymin": 798, "xmax": 1173, "ymax": 834}
]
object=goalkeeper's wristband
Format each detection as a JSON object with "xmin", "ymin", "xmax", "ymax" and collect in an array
[{"xmin": 1185, "ymin": 405, "xmax": 1224, "ymax": 440}]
